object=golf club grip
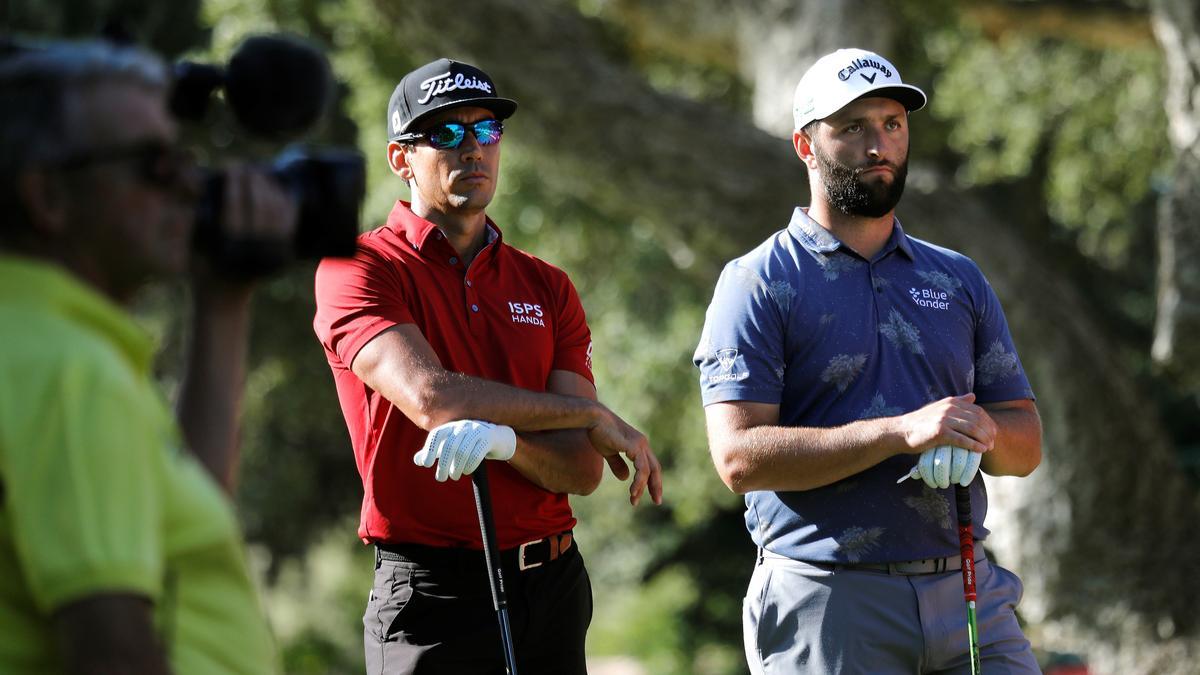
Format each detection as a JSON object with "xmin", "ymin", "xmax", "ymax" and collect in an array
[
  {"xmin": 470, "ymin": 468, "xmax": 508, "ymax": 611},
  {"xmin": 955, "ymin": 484, "xmax": 977, "ymax": 601}
]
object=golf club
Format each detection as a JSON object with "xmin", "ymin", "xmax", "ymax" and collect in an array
[
  {"xmin": 471, "ymin": 467, "xmax": 520, "ymax": 675},
  {"xmin": 955, "ymin": 484, "xmax": 982, "ymax": 674}
]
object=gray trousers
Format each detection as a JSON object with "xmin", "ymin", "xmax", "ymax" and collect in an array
[{"xmin": 744, "ymin": 550, "xmax": 1040, "ymax": 674}]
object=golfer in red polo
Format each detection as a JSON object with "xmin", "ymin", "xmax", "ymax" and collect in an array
[{"xmin": 314, "ymin": 58, "xmax": 662, "ymax": 675}]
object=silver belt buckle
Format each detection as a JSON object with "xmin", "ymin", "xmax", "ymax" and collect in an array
[{"xmin": 518, "ymin": 538, "xmax": 544, "ymax": 571}]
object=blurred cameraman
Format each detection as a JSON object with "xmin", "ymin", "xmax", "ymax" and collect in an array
[{"xmin": 0, "ymin": 39, "xmax": 294, "ymax": 673}]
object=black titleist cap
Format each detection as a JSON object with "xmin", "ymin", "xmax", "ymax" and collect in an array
[{"xmin": 387, "ymin": 58, "xmax": 518, "ymax": 140}]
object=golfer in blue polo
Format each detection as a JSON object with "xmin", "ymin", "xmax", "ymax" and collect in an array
[{"xmin": 694, "ymin": 48, "xmax": 1043, "ymax": 674}]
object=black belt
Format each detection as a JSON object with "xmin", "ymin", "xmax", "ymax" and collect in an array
[
  {"xmin": 762, "ymin": 548, "xmax": 984, "ymax": 576},
  {"xmin": 376, "ymin": 531, "xmax": 574, "ymax": 572}
]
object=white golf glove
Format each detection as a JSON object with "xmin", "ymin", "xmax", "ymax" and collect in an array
[
  {"xmin": 896, "ymin": 445, "xmax": 982, "ymax": 489},
  {"xmin": 414, "ymin": 420, "xmax": 517, "ymax": 482}
]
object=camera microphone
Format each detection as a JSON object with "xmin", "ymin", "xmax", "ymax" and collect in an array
[
  {"xmin": 169, "ymin": 35, "xmax": 332, "ymax": 140},
  {"xmin": 225, "ymin": 35, "xmax": 332, "ymax": 140}
]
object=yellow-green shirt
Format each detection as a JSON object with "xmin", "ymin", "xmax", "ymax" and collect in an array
[{"xmin": 0, "ymin": 255, "xmax": 277, "ymax": 674}]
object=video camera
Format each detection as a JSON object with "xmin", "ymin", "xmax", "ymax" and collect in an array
[{"xmin": 169, "ymin": 35, "xmax": 363, "ymax": 276}]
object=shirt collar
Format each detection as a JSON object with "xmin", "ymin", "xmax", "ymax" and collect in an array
[
  {"xmin": 787, "ymin": 207, "xmax": 841, "ymax": 253},
  {"xmin": 885, "ymin": 218, "xmax": 915, "ymax": 260},
  {"xmin": 787, "ymin": 207, "xmax": 914, "ymax": 261},
  {"xmin": 385, "ymin": 200, "xmax": 505, "ymax": 253},
  {"xmin": 0, "ymin": 254, "xmax": 155, "ymax": 374}
]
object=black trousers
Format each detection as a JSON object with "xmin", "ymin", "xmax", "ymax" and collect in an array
[{"xmin": 363, "ymin": 540, "xmax": 592, "ymax": 674}]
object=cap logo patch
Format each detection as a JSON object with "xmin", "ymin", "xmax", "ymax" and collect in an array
[
  {"xmin": 418, "ymin": 70, "xmax": 494, "ymax": 105},
  {"xmin": 392, "ymin": 110, "xmax": 402, "ymax": 134},
  {"xmin": 837, "ymin": 57, "xmax": 893, "ymax": 82}
]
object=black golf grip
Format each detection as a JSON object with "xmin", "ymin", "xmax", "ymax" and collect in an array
[
  {"xmin": 470, "ymin": 469, "xmax": 507, "ymax": 612},
  {"xmin": 470, "ymin": 468, "xmax": 520, "ymax": 675},
  {"xmin": 955, "ymin": 483, "xmax": 972, "ymax": 526}
]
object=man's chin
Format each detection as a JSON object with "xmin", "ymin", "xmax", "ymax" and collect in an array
[{"xmin": 447, "ymin": 192, "xmax": 495, "ymax": 211}]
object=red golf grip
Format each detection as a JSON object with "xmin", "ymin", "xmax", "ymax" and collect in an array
[{"xmin": 955, "ymin": 485, "xmax": 977, "ymax": 602}]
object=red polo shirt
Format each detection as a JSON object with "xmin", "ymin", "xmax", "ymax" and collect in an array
[{"xmin": 313, "ymin": 201, "xmax": 593, "ymax": 549}]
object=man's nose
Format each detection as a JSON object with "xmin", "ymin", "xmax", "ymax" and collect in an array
[
  {"xmin": 864, "ymin": 127, "xmax": 884, "ymax": 159},
  {"xmin": 458, "ymin": 129, "xmax": 484, "ymax": 159}
]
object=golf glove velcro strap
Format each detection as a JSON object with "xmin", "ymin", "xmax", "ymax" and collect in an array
[
  {"xmin": 414, "ymin": 420, "xmax": 517, "ymax": 481},
  {"xmin": 899, "ymin": 445, "xmax": 981, "ymax": 489}
]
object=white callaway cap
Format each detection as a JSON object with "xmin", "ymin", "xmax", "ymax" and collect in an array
[{"xmin": 792, "ymin": 48, "xmax": 927, "ymax": 131}]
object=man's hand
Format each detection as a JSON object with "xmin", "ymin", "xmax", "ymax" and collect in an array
[
  {"xmin": 896, "ymin": 393, "xmax": 997, "ymax": 455},
  {"xmin": 898, "ymin": 445, "xmax": 982, "ymax": 489},
  {"xmin": 192, "ymin": 164, "xmax": 299, "ymax": 291},
  {"xmin": 585, "ymin": 407, "xmax": 663, "ymax": 506},
  {"xmin": 415, "ymin": 420, "xmax": 517, "ymax": 482}
]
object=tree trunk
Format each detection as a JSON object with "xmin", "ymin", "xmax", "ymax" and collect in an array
[
  {"xmin": 378, "ymin": 1, "xmax": 1200, "ymax": 671},
  {"xmin": 735, "ymin": 0, "xmax": 896, "ymax": 137},
  {"xmin": 1151, "ymin": 0, "xmax": 1200, "ymax": 388}
]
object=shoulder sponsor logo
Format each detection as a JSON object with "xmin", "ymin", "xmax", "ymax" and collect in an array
[
  {"xmin": 716, "ymin": 348, "xmax": 738, "ymax": 371},
  {"xmin": 585, "ymin": 341, "xmax": 593, "ymax": 371},
  {"xmin": 709, "ymin": 348, "xmax": 748, "ymax": 384},
  {"xmin": 507, "ymin": 301, "xmax": 546, "ymax": 327},
  {"xmin": 909, "ymin": 287, "xmax": 950, "ymax": 311}
]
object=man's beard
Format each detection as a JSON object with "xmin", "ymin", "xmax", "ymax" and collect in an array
[{"xmin": 813, "ymin": 143, "xmax": 908, "ymax": 218}]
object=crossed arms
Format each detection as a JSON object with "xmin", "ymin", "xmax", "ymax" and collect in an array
[{"xmin": 352, "ymin": 323, "xmax": 664, "ymax": 506}]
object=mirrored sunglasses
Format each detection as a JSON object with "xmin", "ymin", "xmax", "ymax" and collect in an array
[{"xmin": 396, "ymin": 119, "xmax": 504, "ymax": 150}]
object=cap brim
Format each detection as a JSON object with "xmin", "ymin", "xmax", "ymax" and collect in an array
[
  {"xmin": 799, "ymin": 83, "xmax": 928, "ymax": 131},
  {"xmin": 858, "ymin": 84, "xmax": 927, "ymax": 113},
  {"xmin": 394, "ymin": 97, "xmax": 518, "ymax": 138}
]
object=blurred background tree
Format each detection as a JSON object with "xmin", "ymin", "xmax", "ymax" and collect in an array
[{"xmin": 5, "ymin": 0, "xmax": 1199, "ymax": 673}]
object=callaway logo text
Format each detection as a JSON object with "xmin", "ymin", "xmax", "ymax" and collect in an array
[
  {"xmin": 508, "ymin": 301, "xmax": 546, "ymax": 327},
  {"xmin": 838, "ymin": 57, "xmax": 893, "ymax": 83},
  {"xmin": 419, "ymin": 71, "xmax": 493, "ymax": 105},
  {"xmin": 909, "ymin": 287, "xmax": 950, "ymax": 311}
]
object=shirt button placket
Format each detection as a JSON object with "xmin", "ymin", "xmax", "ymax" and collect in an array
[
  {"xmin": 870, "ymin": 265, "xmax": 885, "ymax": 323},
  {"xmin": 465, "ymin": 270, "xmax": 482, "ymax": 333}
]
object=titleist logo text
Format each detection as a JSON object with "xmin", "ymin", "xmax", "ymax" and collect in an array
[{"xmin": 419, "ymin": 71, "xmax": 493, "ymax": 104}]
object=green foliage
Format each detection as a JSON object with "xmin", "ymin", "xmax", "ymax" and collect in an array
[
  {"xmin": 1, "ymin": 0, "xmax": 206, "ymax": 56},
  {"xmin": 574, "ymin": 0, "xmax": 751, "ymax": 113},
  {"xmin": 588, "ymin": 565, "xmax": 744, "ymax": 675},
  {"xmin": 254, "ymin": 526, "xmax": 375, "ymax": 674},
  {"xmin": 922, "ymin": 15, "xmax": 1170, "ymax": 270}
]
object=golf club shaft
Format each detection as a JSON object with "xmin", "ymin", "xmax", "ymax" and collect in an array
[
  {"xmin": 471, "ymin": 468, "xmax": 520, "ymax": 675},
  {"xmin": 955, "ymin": 484, "xmax": 981, "ymax": 675}
]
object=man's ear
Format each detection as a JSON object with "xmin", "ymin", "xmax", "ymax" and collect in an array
[
  {"xmin": 17, "ymin": 169, "xmax": 69, "ymax": 236},
  {"xmin": 793, "ymin": 129, "xmax": 819, "ymax": 171},
  {"xmin": 386, "ymin": 141, "xmax": 414, "ymax": 181}
]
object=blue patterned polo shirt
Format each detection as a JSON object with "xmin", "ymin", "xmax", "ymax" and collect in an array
[{"xmin": 694, "ymin": 207, "xmax": 1034, "ymax": 563}]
